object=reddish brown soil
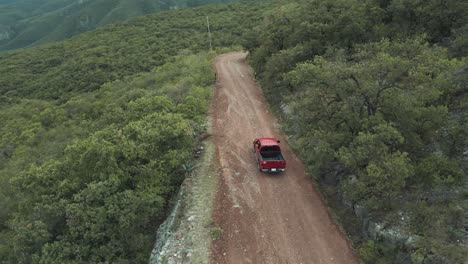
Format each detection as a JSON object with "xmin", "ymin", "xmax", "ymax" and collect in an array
[{"xmin": 211, "ymin": 52, "xmax": 360, "ymax": 264}]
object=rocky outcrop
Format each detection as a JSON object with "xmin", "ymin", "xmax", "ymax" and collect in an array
[
  {"xmin": 150, "ymin": 133, "xmax": 217, "ymax": 264},
  {"xmin": 326, "ymin": 172, "xmax": 468, "ymax": 264},
  {"xmin": 343, "ymin": 186, "xmax": 417, "ymax": 245}
]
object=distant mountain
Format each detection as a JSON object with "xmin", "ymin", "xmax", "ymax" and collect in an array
[{"xmin": 0, "ymin": 0, "xmax": 246, "ymax": 51}]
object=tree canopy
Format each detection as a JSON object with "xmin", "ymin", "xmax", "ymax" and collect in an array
[
  {"xmin": 0, "ymin": 2, "xmax": 275, "ymax": 262},
  {"xmin": 248, "ymin": 0, "xmax": 467, "ymax": 262},
  {"xmin": 0, "ymin": 0, "xmax": 264, "ymax": 51}
]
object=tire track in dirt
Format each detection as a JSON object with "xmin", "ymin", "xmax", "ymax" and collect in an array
[{"xmin": 211, "ymin": 52, "xmax": 360, "ymax": 264}]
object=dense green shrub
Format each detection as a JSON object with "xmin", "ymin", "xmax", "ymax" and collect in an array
[
  {"xmin": 0, "ymin": 2, "xmax": 271, "ymax": 100},
  {"xmin": 0, "ymin": 52, "xmax": 218, "ymax": 263},
  {"xmin": 248, "ymin": 0, "xmax": 467, "ymax": 262},
  {"xmin": 0, "ymin": 0, "xmax": 264, "ymax": 51},
  {"xmin": 0, "ymin": 1, "xmax": 275, "ymax": 262}
]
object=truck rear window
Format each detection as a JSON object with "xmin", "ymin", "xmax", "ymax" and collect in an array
[{"xmin": 260, "ymin": 146, "xmax": 280, "ymax": 152}]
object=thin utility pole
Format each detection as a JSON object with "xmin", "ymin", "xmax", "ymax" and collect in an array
[{"xmin": 206, "ymin": 16, "xmax": 212, "ymax": 51}]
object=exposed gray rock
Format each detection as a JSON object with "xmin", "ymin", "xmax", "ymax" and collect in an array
[
  {"xmin": 150, "ymin": 185, "xmax": 186, "ymax": 264},
  {"xmin": 405, "ymin": 235, "xmax": 421, "ymax": 249},
  {"xmin": 341, "ymin": 192, "xmax": 354, "ymax": 209},
  {"xmin": 280, "ymin": 103, "xmax": 291, "ymax": 116},
  {"xmin": 367, "ymin": 221, "xmax": 384, "ymax": 240},
  {"xmin": 354, "ymin": 203, "xmax": 368, "ymax": 219},
  {"xmin": 150, "ymin": 136, "xmax": 216, "ymax": 264},
  {"xmin": 366, "ymin": 219, "xmax": 419, "ymax": 250},
  {"xmin": 360, "ymin": 217, "xmax": 371, "ymax": 237},
  {"xmin": 379, "ymin": 228, "xmax": 409, "ymax": 245}
]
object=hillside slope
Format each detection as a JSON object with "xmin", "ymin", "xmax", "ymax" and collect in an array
[
  {"xmin": 0, "ymin": 2, "xmax": 273, "ymax": 263},
  {"xmin": 0, "ymin": 0, "xmax": 255, "ymax": 51},
  {"xmin": 247, "ymin": 0, "xmax": 467, "ymax": 263},
  {"xmin": 0, "ymin": 2, "xmax": 270, "ymax": 100}
]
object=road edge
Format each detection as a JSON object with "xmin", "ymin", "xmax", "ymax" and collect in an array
[{"xmin": 149, "ymin": 120, "xmax": 218, "ymax": 264}]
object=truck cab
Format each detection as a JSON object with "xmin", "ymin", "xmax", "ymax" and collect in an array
[{"xmin": 253, "ymin": 138, "xmax": 286, "ymax": 172}]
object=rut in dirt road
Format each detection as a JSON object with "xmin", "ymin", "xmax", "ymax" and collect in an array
[{"xmin": 210, "ymin": 52, "xmax": 360, "ymax": 264}]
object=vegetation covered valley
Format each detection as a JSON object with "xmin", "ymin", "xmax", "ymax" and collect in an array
[
  {"xmin": 0, "ymin": 0, "xmax": 262, "ymax": 51},
  {"xmin": 247, "ymin": 0, "xmax": 467, "ymax": 263},
  {"xmin": 0, "ymin": 2, "xmax": 272, "ymax": 262}
]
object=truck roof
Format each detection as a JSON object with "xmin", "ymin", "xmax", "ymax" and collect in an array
[{"xmin": 257, "ymin": 138, "xmax": 280, "ymax": 146}]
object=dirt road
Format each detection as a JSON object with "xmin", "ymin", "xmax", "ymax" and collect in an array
[{"xmin": 211, "ymin": 52, "xmax": 360, "ymax": 264}]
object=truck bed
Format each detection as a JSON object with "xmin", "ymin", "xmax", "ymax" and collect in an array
[{"xmin": 260, "ymin": 152, "xmax": 284, "ymax": 162}]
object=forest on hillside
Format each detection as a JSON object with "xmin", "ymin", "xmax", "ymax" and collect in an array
[
  {"xmin": 247, "ymin": 0, "xmax": 467, "ymax": 263},
  {"xmin": 0, "ymin": 2, "xmax": 271, "ymax": 100},
  {"xmin": 0, "ymin": 0, "xmax": 261, "ymax": 51},
  {"xmin": 0, "ymin": 2, "xmax": 272, "ymax": 263},
  {"xmin": 0, "ymin": 0, "xmax": 467, "ymax": 263}
]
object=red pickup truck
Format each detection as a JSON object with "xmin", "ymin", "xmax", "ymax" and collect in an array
[{"xmin": 253, "ymin": 138, "xmax": 286, "ymax": 172}]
